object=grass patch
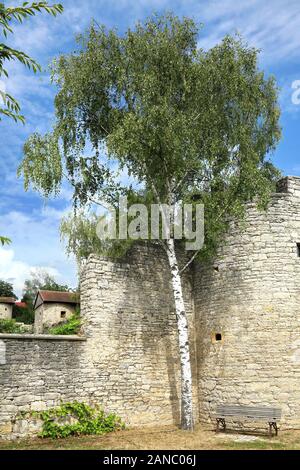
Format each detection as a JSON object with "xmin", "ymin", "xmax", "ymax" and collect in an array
[
  {"xmin": 1, "ymin": 426, "xmax": 300, "ymax": 450},
  {"xmin": 221, "ymin": 439, "xmax": 286, "ymax": 450},
  {"xmin": 47, "ymin": 312, "xmax": 81, "ymax": 335}
]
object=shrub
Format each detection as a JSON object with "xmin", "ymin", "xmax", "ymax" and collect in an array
[
  {"xmin": 47, "ymin": 312, "xmax": 81, "ymax": 335},
  {"xmin": 13, "ymin": 305, "xmax": 34, "ymax": 324},
  {"xmin": 34, "ymin": 402, "xmax": 125, "ymax": 439},
  {"xmin": 0, "ymin": 319, "xmax": 25, "ymax": 333}
]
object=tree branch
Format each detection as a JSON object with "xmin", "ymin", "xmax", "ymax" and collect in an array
[
  {"xmin": 179, "ymin": 183, "xmax": 242, "ymax": 274},
  {"xmin": 179, "ymin": 249, "xmax": 199, "ymax": 274}
]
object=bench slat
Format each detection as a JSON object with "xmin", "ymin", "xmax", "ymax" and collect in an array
[
  {"xmin": 217, "ymin": 415, "xmax": 278, "ymax": 422},
  {"xmin": 217, "ymin": 411, "xmax": 281, "ymax": 416},
  {"xmin": 216, "ymin": 404, "xmax": 281, "ymax": 420}
]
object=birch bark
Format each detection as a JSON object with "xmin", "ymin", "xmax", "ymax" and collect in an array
[{"xmin": 165, "ymin": 237, "xmax": 194, "ymax": 430}]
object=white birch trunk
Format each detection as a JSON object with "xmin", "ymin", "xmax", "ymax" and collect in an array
[{"xmin": 165, "ymin": 237, "xmax": 194, "ymax": 430}]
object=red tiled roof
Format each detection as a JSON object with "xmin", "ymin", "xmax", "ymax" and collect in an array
[
  {"xmin": 38, "ymin": 290, "xmax": 78, "ymax": 304},
  {"xmin": 0, "ymin": 297, "xmax": 16, "ymax": 304},
  {"xmin": 15, "ymin": 302, "xmax": 27, "ymax": 308}
]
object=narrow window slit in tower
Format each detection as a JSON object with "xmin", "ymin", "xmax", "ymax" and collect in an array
[
  {"xmin": 297, "ymin": 243, "xmax": 300, "ymax": 257},
  {"xmin": 215, "ymin": 333, "xmax": 222, "ymax": 341}
]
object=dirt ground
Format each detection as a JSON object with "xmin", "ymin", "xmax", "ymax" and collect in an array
[{"xmin": 1, "ymin": 424, "xmax": 300, "ymax": 450}]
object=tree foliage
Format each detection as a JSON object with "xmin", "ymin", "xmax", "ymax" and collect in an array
[
  {"xmin": 60, "ymin": 209, "xmax": 136, "ymax": 261},
  {"xmin": 20, "ymin": 13, "xmax": 281, "ymax": 260},
  {"xmin": 0, "ymin": 1, "xmax": 63, "ymax": 123},
  {"xmin": 13, "ymin": 303, "xmax": 34, "ymax": 324},
  {"xmin": 22, "ymin": 268, "xmax": 73, "ymax": 308},
  {"xmin": 0, "ymin": 279, "xmax": 16, "ymax": 297},
  {"xmin": 0, "ymin": 235, "xmax": 11, "ymax": 245}
]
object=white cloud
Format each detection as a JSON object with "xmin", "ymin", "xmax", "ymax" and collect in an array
[
  {"xmin": 0, "ymin": 208, "xmax": 77, "ymax": 297},
  {"xmin": 11, "ymin": 21, "xmax": 54, "ymax": 57},
  {"xmin": 40, "ymin": 205, "xmax": 71, "ymax": 220},
  {"xmin": 196, "ymin": 0, "xmax": 300, "ymax": 64},
  {"xmin": 0, "ymin": 247, "xmax": 59, "ymax": 298}
]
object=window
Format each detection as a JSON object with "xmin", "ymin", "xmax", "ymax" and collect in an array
[
  {"xmin": 212, "ymin": 331, "xmax": 223, "ymax": 343},
  {"xmin": 297, "ymin": 243, "xmax": 300, "ymax": 257},
  {"xmin": 60, "ymin": 311, "xmax": 66, "ymax": 319}
]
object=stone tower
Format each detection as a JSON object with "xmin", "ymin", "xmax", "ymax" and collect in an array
[
  {"xmin": 194, "ymin": 176, "xmax": 300, "ymax": 427},
  {"xmin": 81, "ymin": 176, "xmax": 300, "ymax": 427}
]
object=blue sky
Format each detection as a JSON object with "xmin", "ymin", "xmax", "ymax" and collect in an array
[{"xmin": 0, "ymin": 0, "xmax": 300, "ymax": 297}]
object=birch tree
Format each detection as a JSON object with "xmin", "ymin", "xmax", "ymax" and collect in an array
[{"xmin": 19, "ymin": 13, "xmax": 281, "ymax": 430}]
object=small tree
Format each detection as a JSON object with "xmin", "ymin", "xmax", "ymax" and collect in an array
[
  {"xmin": 13, "ymin": 303, "xmax": 34, "ymax": 324},
  {"xmin": 22, "ymin": 268, "xmax": 73, "ymax": 308},
  {"xmin": 19, "ymin": 14, "xmax": 281, "ymax": 429},
  {"xmin": 0, "ymin": 279, "xmax": 16, "ymax": 298}
]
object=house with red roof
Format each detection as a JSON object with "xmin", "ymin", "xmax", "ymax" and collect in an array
[{"xmin": 33, "ymin": 290, "xmax": 79, "ymax": 334}]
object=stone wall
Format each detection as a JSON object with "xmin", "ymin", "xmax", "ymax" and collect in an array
[
  {"xmin": 0, "ymin": 243, "xmax": 197, "ymax": 439},
  {"xmin": 80, "ymin": 243, "xmax": 198, "ymax": 427},
  {"xmin": 194, "ymin": 176, "xmax": 300, "ymax": 428},
  {"xmin": 0, "ymin": 303, "xmax": 13, "ymax": 320},
  {"xmin": 0, "ymin": 335, "xmax": 86, "ymax": 439}
]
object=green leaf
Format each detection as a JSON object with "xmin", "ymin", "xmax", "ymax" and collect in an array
[
  {"xmin": 0, "ymin": 1, "xmax": 63, "ymax": 123},
  {"xmin": 0, "ymin": 236, "xmax": 11, "ymax": 246}
]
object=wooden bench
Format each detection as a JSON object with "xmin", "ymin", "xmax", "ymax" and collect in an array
[{"xmin": 215, "ymin": 404, "xmax": 282, "ymax": 436}]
